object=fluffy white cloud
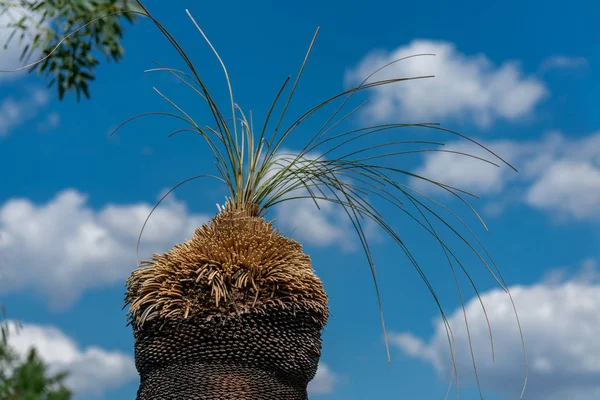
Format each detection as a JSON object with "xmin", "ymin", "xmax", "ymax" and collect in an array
[
  {"xmin": 0, "ymin": 189, "xmax": 209, "ymax": 308},
  {"xmin": 5, "ymin": 321, "xmax": 137, "ymax": 397},
  {"xmin": 265, "ymin": 150, "xmax": 364, "ymax": 250},
  {"xmin": 526, "ymin": 160, "xmax": 600, "ymax": 219},
  {"xmin": 6, "ymin": 320, "xmax": 339, "ymax": 397},
  {"xmin": 521, "ymin": 132, "xmax": 600, "ymax": 220},
  {"xmin": 0, "ymin": 88, "xmax": 49, "ymax": 136},
  {"xmin": 0, "ymin": 4, "xmax": 44, "ymax": 80},
  {"xmin": 541, "ymin": 56, "xmax": 589, "ymax": 71},
  {"xmin": 308, "ymin": 363, "xmax": 339, "ymax": 395},
  {"xmin": 410, "ymin": 138, "xmax": 522, "ymax": 196},
  {"xmin": 0, "ymin": 9, "xmax": 58, "ymax": 136},
  {"xmin": 391, "ymin": 258, "xmax": 600, "ymax": 400},
  {"xmin": 0, "ymin": 181, "xmax": 371, "ymax": 306},
  {"xmin": 345, "ymin": 40, "xmax": 547, "ymax": 127},
  {"xmin": 37, "ymin": 111, "xmax": 60, "ymax": 131},
  {"xmin": 410, "ymin": 130, "xmax": 600, "ymax": 220},
  {"xmin": 275, "ymin": 197, "xmax": 356, "ymax": 250}
]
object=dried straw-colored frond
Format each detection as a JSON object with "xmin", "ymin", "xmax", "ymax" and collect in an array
[{"xmin": 125, "ymin": 208, "xmax": 329, "ymax": 330}]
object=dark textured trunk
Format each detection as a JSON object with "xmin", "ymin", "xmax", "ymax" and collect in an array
[
  {"xmin": 127, "ymin": 211, "xmax": 329, "ymax": 399},
  {"xmin": 134, "ymin": 309, "xmax": 323, "ymax": 400}
]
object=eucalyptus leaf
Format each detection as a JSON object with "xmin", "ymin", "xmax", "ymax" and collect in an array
[{"xmin": 0, "ymin": 0, "xmax": 140, "ymax": 101}]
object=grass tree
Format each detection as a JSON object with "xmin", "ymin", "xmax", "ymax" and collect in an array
[{"xmin": 1, "ymin": 1, "xmax": 527, "ymax": 399}]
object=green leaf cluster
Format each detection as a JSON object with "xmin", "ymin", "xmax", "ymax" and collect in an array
[
  {"xmin": 0, "ymin": 0, "xmax": 140, "ymax": 100},
  {"xmin": 0, "ymin": 314, "xmax": 72, "ymax": 400}
]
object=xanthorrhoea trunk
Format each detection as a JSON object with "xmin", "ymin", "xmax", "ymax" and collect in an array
[
  {"xmin": 134, "ymin": 309, "xmax": 322, "ymax": 399},
  {"xmin": 126, "ymin": 210, "xmax": 329, "ymax": 400}
]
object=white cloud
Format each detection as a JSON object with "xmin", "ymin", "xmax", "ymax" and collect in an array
[
  {"xmin": 265, "ymin": 150, "xmax": 362, "ymax": 250},
  {"xmin": 37, "ymin": 111, "xmax": 60, "ymax": 131},
  {"xmin": 0, "ymin": 179, "xmax": 375, "ymax": 306},
  {"xmin": 345, "ymin": 40, "xmax": 547, "ymax": 127},
  {"xmin": 0, "ymin": 189, "xmax": 209, "ymax": 308},
  {"xmin": 391, "ymin": 258, "xmax": 600, "ymax": 400},
  {"xmin": 0, "ymin": 4, "xmax": 44, "ymax": 80},
  {"xmin": 5, "ymin": 321, "xmax": 137, "ymax": 397},
  {"xmin": 410, "ymin": 139, "xmax": 522, "ymax": 196},
  {"xmin": 0, "ymin": 88, "xmax": 49, "ymax": 136},
  {"xmin": 409, "ymin": 132, "xmax": 564, "ymax": 194},
  {"xmin": 308, "ymin": 362, "xmax": 339, "ymax": 395},
  {"xmin": 6, "ymin": 320, "xmax": 337, "ymax": 398},
  {"xmin": 526, "ymin": 160, "xmax": 600, "ymax": 219},
  {"xmin": 275, "ymin": 197, "xmax": 356, "ymax": 250},
  {"xmin": 541, "ymin": 56, "xmax": 589, "ymax": 71},
  {"xmin": 410, "ymin": 130, "xmax": 600, "ymax": 220}
]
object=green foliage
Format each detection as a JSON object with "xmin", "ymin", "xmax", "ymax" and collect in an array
[
  {"xmin": 0, "ymin": 0, "xmax": 141, "ymax": 101},
  {"xmin": 0, "ymin": 316, "xmax": 72, "ymax": 400}
]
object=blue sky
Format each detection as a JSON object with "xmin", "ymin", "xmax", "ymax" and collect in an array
[{"xmin": 0, "ymin": 0, "xmax": 598, "ymax": 399}]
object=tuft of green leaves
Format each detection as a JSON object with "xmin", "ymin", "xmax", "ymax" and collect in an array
[
  {"xmin": 0, "ymin": 308, "xmax": 72, "ymax": 399},
  {"xmin": 0, "ymin": 0, "xmax": 141, "ymax": 101}
]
